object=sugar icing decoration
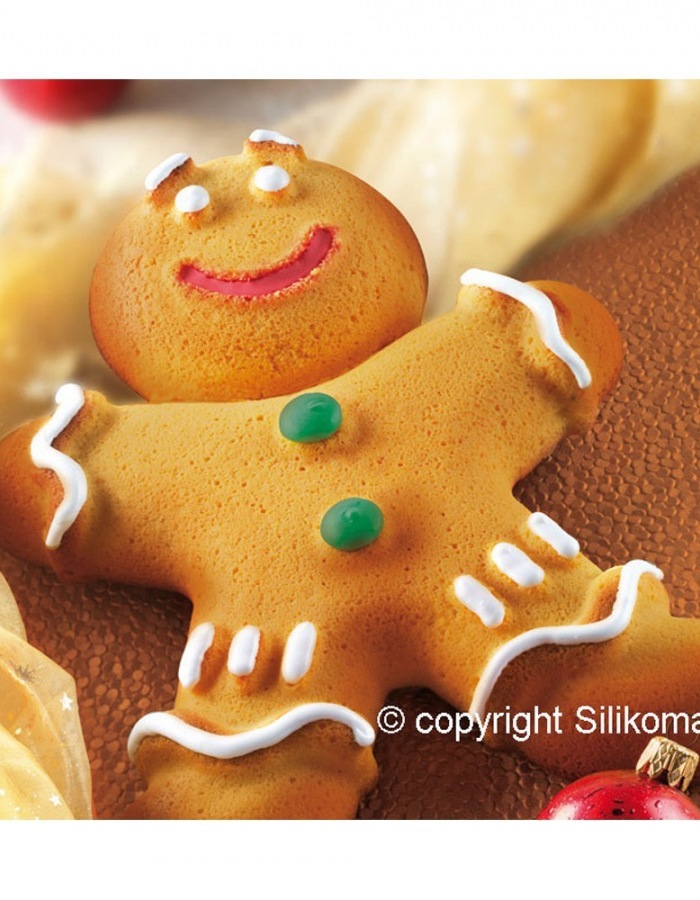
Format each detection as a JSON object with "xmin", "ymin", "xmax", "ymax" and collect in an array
[
  {"xmin": 281, "ymin": 622, "xmax": 317, "ymax": 685},
  {"xmin": 248, "ymin": 129, "xmax": 299, "ymax": 147},
  {"xmin": 144, "ymin": 152, "xmax": 190, "ymax": 191},
  {"xmin": 454, "ymin": 575, "xmax": 505, "ymax": 628},
  {"xmin": 30, "ymin": 383, "xmax": 88, "ymax": 550},
  {"xmin": 179, "ymin": 227, "xmax": 334, "ymax": 299},
  {"xmin": 253, "ymin": 165, "xmax": 291, "ymax": 193},
  {"xmin": 178, "ymin": 622, "xmax": 215, "ymax": 689},
  {"xmin": 460, "ymin": 268, "xmax": 592, "ymax": 389},
  {"xmin": 469, "ymin": 560, "xmax": 663, "ymax": 719},
  {"xmin": 175, "ymin": 185, "xmax": 210, "ymax": 214},
  {"xmin": 527, "ymin": 512, "xmax": 580, "ymax": 559},
  {"xmin": 228, "ymin": 626, "xmax": 261, "ymax": 677},
  {"xmin": 127, "ymin": 702, "xmax": 375, "ymax": 760},
  {"xmin": 491, "ymin": 542, "xmax": 544, "ymax": 587}
]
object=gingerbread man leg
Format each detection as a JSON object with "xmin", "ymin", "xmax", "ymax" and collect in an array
[
  {"xmin": 125, "ymin": 612, "xmax": 385, "ymax": 818},
  {"xmin": 484, "ymin": 565, "xmax": 700, "ymax": 776}
]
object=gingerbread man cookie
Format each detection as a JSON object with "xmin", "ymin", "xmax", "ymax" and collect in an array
[{"xmin": 0, "ymin": 133, "xmax": 698, "ymax": 818}]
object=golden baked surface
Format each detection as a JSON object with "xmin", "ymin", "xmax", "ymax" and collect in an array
[
  {"xmin": 2, "ymin": 164, "xmax": 700, "ymax": 819},
  {"xmin": 90, "ymin": 139, "xmax": 426, "ymax": 403}
]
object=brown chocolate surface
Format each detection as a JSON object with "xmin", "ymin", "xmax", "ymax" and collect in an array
[{"xmin": 4, "ymin": 165, "xmax": 700, "ymax": 818}]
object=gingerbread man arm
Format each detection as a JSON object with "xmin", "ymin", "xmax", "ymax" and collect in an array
[
  {"xmin": 453, "ymin": 272, "xmax": 624, "ymax": 485},
  {"xmin": 0, "ymin": 387, "xmax": 94, "ymax": 574},
  {"xmin": 0, "ymin": 389, "xmax": 196, "ymax": 591}
]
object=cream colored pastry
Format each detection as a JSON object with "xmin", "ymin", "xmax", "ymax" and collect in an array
[
  {"xmin": 282, "ymin": 80, "xmax": 700, "ymax": 315},
  {"xmin": 0, "ymin": 114, "xmax": 250, "ymax": 436},
  {"xmin": 0, "ymin": 574, "xmax": 92, "ymax": 819},
  {"xmin": 0, "ymin": 571, "xmax": 25, "ymax": 638}
]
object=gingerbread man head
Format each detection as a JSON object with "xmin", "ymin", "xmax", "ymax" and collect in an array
[{"xmin": 89, "ymin": 130, "xmax": 427, "ymax": 404}]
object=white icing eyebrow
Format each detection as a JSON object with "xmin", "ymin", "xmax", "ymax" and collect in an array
[
  {"xmin": 491, "ymin": 543, "xmax": 544, "ymax": 587},
  {"xmin": 175, "ymin": 184, "xmax": 210, "ymax": 213},
  {"xmin": 30, "ymin": 383, "xmax": 88, "ymax": 550},
  {"xmin": 178, "ymin": 622, "xmax": 215, "ymax": 689},
  {"xmin": 454, "ymin": 576, "xmax": 505, "ymax": 628},
  {"xmin": 144, "ymin": 152, "xmax": 190, "ymax": 191},
  {"xmin": 248, "ymin": 129, "xmax": 298, "ymax": 146},
  {"xmin": 527, "ymin": 512, "xmax": 580, "ymax": 559},
  {"xmin": 227, "ymin": 626, "xmax": 261, "ymax": 677},
  {"xmin": 253, "ymin": 165, "xmax": 291, "ymax": 193},
  {"xmin": 460, "ymin": 268, "xmax": 592, "ymax": 389},
  {"xmin": 469, "ymin": 560, "xmax": 663, "ymax": 719},
  {"xmin": 281, "ymin": 622, "xmax": 317, "ymax": 684}
]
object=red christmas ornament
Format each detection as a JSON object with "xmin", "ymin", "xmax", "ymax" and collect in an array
[
  {"xmin": 1, "ymin": 80, "xmax": 128, "ymax": 122},
  {"xmin": 538, "ymin": 736, "xmax": 700, "ymax": 820}
]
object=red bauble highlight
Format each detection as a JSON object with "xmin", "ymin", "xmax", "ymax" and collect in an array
[{"xmin": 539, "ymin": 769, "xmax": 700, "ymax": 820}]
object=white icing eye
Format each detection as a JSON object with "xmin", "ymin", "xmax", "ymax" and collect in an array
[
  {"xmin": 175, "ymin": 185, "xmax": 210, "ymax": 213},
  {"xmin": 145, "ymin": 152, "xmax": 190, "ymax": 191},
  {"xmin": 253, "ymin": 165, "xmax": 291, "ymax": 193},
  {"xmin": 248, "ymin": 128, "xmax": 298, "ymax": 146}
]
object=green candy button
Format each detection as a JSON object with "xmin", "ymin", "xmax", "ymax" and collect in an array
[
  {"xmin": 321, "ymin": 498, "xmax": 384, "ymax": 551},
  {"xmin": 279, "ymin": 392, "xmax": 342, "ymax": 443}
]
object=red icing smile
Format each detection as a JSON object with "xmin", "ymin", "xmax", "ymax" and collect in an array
[{"xmin": 179, "ymin": 227, "xmax": 334, "ymax": 298}]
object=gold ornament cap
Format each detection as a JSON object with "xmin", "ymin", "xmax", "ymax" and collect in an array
[{"xmin": 636, "ymin": 735, "xmax": 699, "ymax": 792}]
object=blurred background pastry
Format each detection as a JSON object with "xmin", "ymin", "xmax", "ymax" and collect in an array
[{"xmin": 0, "ymin": 571, "xmax": 91, "ymax": 819}]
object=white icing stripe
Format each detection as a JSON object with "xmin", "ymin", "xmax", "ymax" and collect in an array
[
  {"xmin": 178, "ymin": 622, "xmax": 215, "ymax": 689},
  {"xmin": 227, "ymin": 626, "xmax": 261, "ymax": 677},
  {"xmin": 248, "ymin": 129, "xmax": 298, "ymax": 146},
  {"xmin": 281, "ymin": 622, "xmax": 317, "ymax": 684},
  {"xmin": 469, "ymin": 560, "xmax": 663, "ymax": 719},
  {"xmin": 491, "ymin": 543, "xmax": 544, "ymax": 587},
  {"xmin": 144, "ymin": 152, "xmax": 190, "ymax": 191},
  {"xmin": 528, "ymin": 512, "xmax": 580, "ymax": 559},
  {"xmin": 127, "ymin": 702, "xmax": 375, "ymax": 760},
  {"xmin": 460, "ymin": 269, "xmax": 592, "ymax": 389},
  {"xmin": 454, "ymin": 575, "xmax": 505, "ymax": 628},
  {"xmin": 30, "ymin": 384, "xmax": 88, "ymax": 550}
]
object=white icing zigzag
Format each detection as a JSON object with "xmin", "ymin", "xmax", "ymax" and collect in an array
[
  {"xmin": 468, "ymin": 560, "xmax": 663, "ymax": 719},
  {"xmin": 460, "ymin": 268, "xmax": 592, "ymax": 389},
  {"xmin": 127, "ymin": 702, "xmax": 375, "ymax": 760},
  {"xmin": 30, "ymin": 383, "xmax": 88, "ymax": 550}
]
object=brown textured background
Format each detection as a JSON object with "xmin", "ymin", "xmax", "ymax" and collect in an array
[{"xmin": 2, "ymin": 165, "xmax": 700, "ymax": 818}]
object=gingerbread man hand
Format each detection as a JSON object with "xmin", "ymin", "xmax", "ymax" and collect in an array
[{"xmin": 0, "ymin": 136, "xmax": 697, "ymax": 817}]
